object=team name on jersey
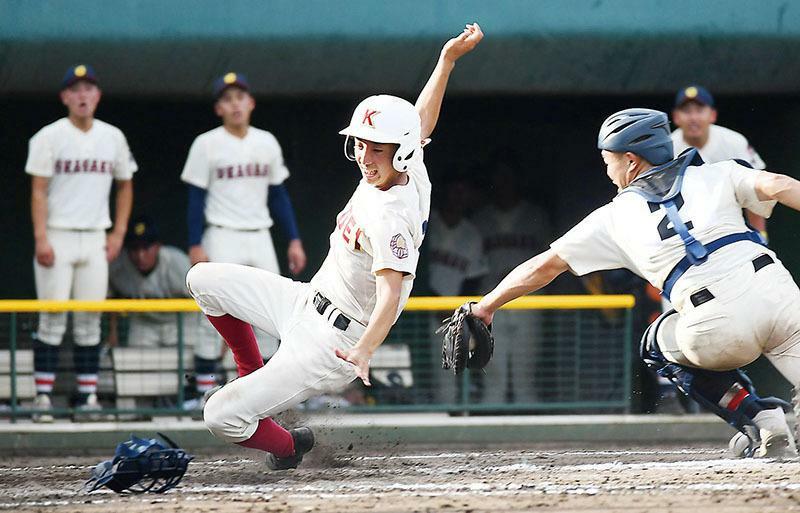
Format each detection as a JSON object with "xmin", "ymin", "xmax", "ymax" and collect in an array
[
  {"xmin": 483, "ymin": 234, "xmax": 542, "ymax": 252},
  {"xmin": 215, "ymin": 162, "xmax": 270, "ymax": 180},
  {"xmin": 54, "ymin": 159, "xmax": 115, "ymax": 174},
  {"xmin": 429, "ymin": 248, "xmax": 469, "ymax": 272},
  {"xmin": 336, "ymin": 203, "xmax": 362, "ymax": 251}
]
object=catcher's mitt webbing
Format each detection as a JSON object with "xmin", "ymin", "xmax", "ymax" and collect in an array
[{"xmin": 437, "ymin": 302, "xmax": 494, "ymax": 375}]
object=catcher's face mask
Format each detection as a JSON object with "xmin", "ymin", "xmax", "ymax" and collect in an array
[{"xmin": 84, "ymin": 433, "xmax": 193, "ymax": 494}]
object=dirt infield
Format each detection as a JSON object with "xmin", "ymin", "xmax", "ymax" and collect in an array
[{"xmin": 2, "ymin": 442, "xmax": 800, "ymax": 512}]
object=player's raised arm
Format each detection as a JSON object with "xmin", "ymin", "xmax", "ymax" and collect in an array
[{"xmin": 416, "ymin": 22, "xmax": 483, "ymax": 140}]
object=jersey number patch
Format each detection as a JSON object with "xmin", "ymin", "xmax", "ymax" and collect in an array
[{"xmin": 648, "ymin": 193, "xmax": 694, "ymax": 241}]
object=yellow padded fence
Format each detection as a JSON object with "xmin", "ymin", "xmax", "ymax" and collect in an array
[{"xmin": 0, "ymin": 295, "xmax": 634, "ymax": 313}]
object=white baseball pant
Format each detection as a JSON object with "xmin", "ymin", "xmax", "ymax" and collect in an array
[
  {"xmin": 33, "ymin": 229, "xmax": 107, "ymax": 346},
  {"xmin": 657, "ymin": 257, "xmax": 800, "ymax": 387},
  {"xmin": 186, "ymin": 262, "xmax": 359, "ymax": 443},
  {"xmin": 202, "ymin": 226, "xmax": 281, "ymax": 357},
  {"xmin": 126, "ymin": 312, "xmax": 221, "ymax": 360}
]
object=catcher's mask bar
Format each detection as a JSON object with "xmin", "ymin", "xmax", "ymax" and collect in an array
[{"xmin": 84, "ymin": 433, "xmax": 194, "ymax": 494}]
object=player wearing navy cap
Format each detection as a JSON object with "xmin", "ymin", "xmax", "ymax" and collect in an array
[
  {"xmin": 672, "ymin": 85, "xmax": 768, "ymax": 238},
  {"xmin": 180, "ymin": 72, "xmax": 306, "ymax": 358},
  {"xmin": 26, "ymin": 64, "xmax": 137, "ymax": 421},
  {"xmin": 109, "ymin": 216, "xmax": 221, "ymax": 406}
]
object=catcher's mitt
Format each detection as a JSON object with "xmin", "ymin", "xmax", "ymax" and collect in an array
[{"xmin": 437, "ymin": 302, "xmax": 494, "ymax": 375}]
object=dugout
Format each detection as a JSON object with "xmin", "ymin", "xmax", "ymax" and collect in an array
[{"xmin": 1, "ymin": 1, "xmax": 800, "ymax": 400}]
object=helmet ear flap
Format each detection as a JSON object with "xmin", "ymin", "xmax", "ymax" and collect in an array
[
  {"xmin": 392, "ymin": 134, "xmax": 419, "ymax": 173},
  {"xmin": 343, "ymin": 135, "xmax": 356, "ymax": 162}
]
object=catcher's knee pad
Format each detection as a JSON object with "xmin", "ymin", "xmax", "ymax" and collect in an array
[{"xmin": 641, "ymin": 311, "xmax": 788, "ymax": 434}]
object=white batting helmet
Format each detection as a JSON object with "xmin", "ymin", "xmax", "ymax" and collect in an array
[{"xmin": 339, "ymin": 95, "xmax": 422, "ymax": 172}]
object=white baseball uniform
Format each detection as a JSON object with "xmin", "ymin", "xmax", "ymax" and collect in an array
[
  {"xmin": 26, "ymin": 117, "xmax": 137, "ymax": 346},
  {"xmin": 665, "ymin": 126, "xmax": 766, "ymax": 317},
  {"xmin": 189, "ymin": 157, "xmax": 430, "ymax": 444},
  {"xmin": 473, "ymin": 201, "xmax": 551, "ymax": 404},
  {"xmin": 672, "ymin": 125, "xmax": 765, "ymax": 169},
  {"xmin": 426, "ymin": 210, "xmax": 487, "ymax": 296},
  {"xmin": 181, "ymin": 126, "xmax": 290, "ymax": 355},
  {"xmin": 425, "ymin": 209, "xmax": 488, "ymax": 403},
  {"xmin": 550, "ymin": 160, "xmax": 800, "ymax": 386},
  {"xmin": 109, "ymin": 245, "xmax": 220, "ymax": 360}
]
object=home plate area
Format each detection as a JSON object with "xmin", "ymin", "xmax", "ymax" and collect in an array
[{"xmin": 3, "ymin": 443, "xmax": 800, "ymax": 512}]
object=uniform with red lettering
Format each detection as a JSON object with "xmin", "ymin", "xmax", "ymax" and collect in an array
[
  {"xmin": 181, "ymin": 73, "xmax": 306, "ymax": 358},
  {"xmin": 27, "ymin": 65, "xmax": 136, "ymax": 421},
  {"xmin": 185, "ymin": 24, "xmax": 483, "ymax": 470},
  {"xmin": 473, "ymin": 158, "xmax": 551, "ymax": 405}
]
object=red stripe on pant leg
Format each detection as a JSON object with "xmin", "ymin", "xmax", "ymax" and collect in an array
[
  {"xmin": 236, "ymin": 418, "xmax": 294, "ymax": 457},
  {"xmin": 727, "ymin": 389, "xmax": 750, "ymax": 411},
  {"xmin": 206, "ymin": 314, "xmax": 264, "ymax": 377}
]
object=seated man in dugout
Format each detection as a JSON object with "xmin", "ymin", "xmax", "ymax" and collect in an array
[{"xmin": 108, "ymin": 215, "xmax": 223, "ymax": 408}]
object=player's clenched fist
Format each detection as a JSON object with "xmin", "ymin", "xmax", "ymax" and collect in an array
[
  {"xmin": 441, "ymin": 22, "xmax": 484, "ymax": 63},
  {"xmin": 35, "ymin": 238, "xmax": 55, "ymax": 267},
  {"xmin": 105, "ymin": 231, "xmax": 124, "ymax": 262}
]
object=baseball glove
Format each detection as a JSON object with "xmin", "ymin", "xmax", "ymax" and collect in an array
[{"xmin": 437, "ymin": 302, "xmax": 494, "ymax": 375}]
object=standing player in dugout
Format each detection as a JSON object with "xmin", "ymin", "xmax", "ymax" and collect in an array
[
  {"xmin": 463, "ymin": 108, "xmax": 800, "ymax": 459},
  {"xmin": 186, "ymin": 23, "xmax": 483, "ymax": 469},
  {"xmin": 26, "ymin": 65, "xmax": 137, "ymax": 421},
  {"xmin": 181, "ymin": 71, "xmax": 308, "ymax": 360}
]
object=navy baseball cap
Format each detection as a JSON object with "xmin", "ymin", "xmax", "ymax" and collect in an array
[
  {"xmin": 125, "ymin": 215, "xmax": 160, "ymax": 248},
  {"xmin": 61, "ymin": 64, "xmax": 98, "ymax": 90},
  {"xmin": 674, "ymin": 85, "xmax": 714, "ymax": 108},
  {"xmin": 212, "ymin": 72, "xmax": 250, "ymax": 99}
]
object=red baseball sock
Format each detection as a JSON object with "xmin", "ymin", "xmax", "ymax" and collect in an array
[
  {"xmin": 236, "ymin": 418, "xmax": 295, "ymax": 456},
  {"xmin": 206, "ymin": 314, "xmax": 264, "ymax": 377}
]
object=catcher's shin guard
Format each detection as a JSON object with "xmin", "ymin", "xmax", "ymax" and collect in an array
[{"xmin": 641, "ymin": 310, "xmax": 790, "ymax": 448}]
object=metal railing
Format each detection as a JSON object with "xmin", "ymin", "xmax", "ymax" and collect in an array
[{"xmin": 0, "ymin": 295, "xmax": 635, "ymax": 421}]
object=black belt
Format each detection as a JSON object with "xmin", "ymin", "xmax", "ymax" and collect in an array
[
  {"xmin": 208, "ymin": 224, "xmax": 264, "ymax": 232},
  {"xmin": 313, "ymin": 292, "xmax": 351, "ymax": 331},
  {"xmin": 689, "ymin": 254, "xmax": 774, "ymax": 307}
]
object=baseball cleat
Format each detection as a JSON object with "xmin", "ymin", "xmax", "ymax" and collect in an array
[
  {"xmin": 265, "ymin": 427, "xmax": 315, "ymax": 470},
  {"xmin": 32, "ymin": 393, "xmax": 54, "ymax": 423},
  {"xmin": 730, "ymin": 407, "xmax": 797, "ymax": 458}
]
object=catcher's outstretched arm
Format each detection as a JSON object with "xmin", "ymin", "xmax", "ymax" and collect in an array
[
  {"xmin": 416, "ymin": 22, "xmax": 483, "ymax": 140},
  {"xmin": 473, "ymin": 249, "xmax": 569, "ymax": 325},
  {"xmin": 755, "ymin": 171, "xmax": 800, "ymax": 211}
]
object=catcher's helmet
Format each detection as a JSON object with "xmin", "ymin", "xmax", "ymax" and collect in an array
[
  {"xmin": 597, "ymin": 108, "xmax": 674, "ymax": 166},
  {"xmin": 339, "ymin": 95, "xmax": 422, "ymax": 173},
  {"xmin": 85, "ymin": 433, "xmax": 193, "ymax": 494}
]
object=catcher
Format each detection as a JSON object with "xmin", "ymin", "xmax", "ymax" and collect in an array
[{"xmin": 440, "ymin": 108, "xmax": 800, "ymax": 458}]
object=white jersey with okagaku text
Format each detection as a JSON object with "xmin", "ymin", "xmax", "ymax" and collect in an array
[
  {"xmin": 311, "ymin": 166, "xmax": 429, "ymax": 326},
  {"xmin": 25, "ymin": 118, "xmax": 138, "ymax": 229},
  {"xmin": 180, "ymin": 126, "xmax": 290, "ymax": 230},
  {"xmin": 426, "ymin": 210, "xmax": 488, "ymax": 296},
  {"xmin": 672, "ymin": 124, "xmax": 765, "ymax": 169},
  {"xmin": 550, "ymin": 160, "xmax": 777, "ymax": 310},
  {"xmin": 473, "ymin": 201, "xmax": 551, "ymax": 290}
]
